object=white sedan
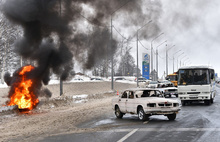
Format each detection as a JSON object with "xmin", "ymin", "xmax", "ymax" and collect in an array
[{"xmin": 112, "ymin": 88, "xmax": 181, "ymax": 121}]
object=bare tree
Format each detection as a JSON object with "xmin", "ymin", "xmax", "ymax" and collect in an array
[{"xmin": 0, "ymin": 11, "xmax": 22, "ymax": 84}]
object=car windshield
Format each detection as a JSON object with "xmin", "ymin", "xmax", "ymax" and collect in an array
[
  {"xmin": 136, "ymin": 90, "xmax": 163, "ymax": 98},
  {"xmin": 178, "ymin": 69, "xmax": 210, "ymax": 85}
]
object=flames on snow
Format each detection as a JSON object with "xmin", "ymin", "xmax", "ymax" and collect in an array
[{"xmin": 7, "ymin": 65, "xmax": 39, "ymax": 111}]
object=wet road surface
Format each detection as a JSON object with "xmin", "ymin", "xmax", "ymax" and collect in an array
[{"xmin": 40, "ymin": 86, "xmax": 220, "ymax": 142}]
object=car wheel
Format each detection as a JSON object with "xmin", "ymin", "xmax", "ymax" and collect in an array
[
  {"xmin": 115, "ymin": 106, "xmax": 124, "ymax": 119},
  {"xmin": 205, "ymin": 100, "xmax": 211, "ymax": 105},
  {"xmin": 175, "ymin": 94, "xmax": 178, "ymax": 97},
  {"xmin": 167, "ymin": 113, "xmax": 176, "ymax": 121},
  {"xmin": 181, "ymin": 100, "xmax": 186, "ymax": 106},
  {"xmin": 138, "ymin": 107, "xmax": 148, "ymax": 121}
]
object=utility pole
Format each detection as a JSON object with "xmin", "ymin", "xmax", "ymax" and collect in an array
[
  {"xmin": 60, "ymin": 0, "xmax": 63, "ymax": 96},
  {"xmin": 110, "ymin": 0, "xmax": 133, "ymax": 90},
  {"xmin": 156, "ymin": 40, "xmax": 167, "ymax": 80},
  {"xmin": 110, "ymin": 15, "xmax": 113, "ymax": 90},
  {"xmin": 136, "ymin": 20, "xmax": 152, "ymax": 87},
  {"xmin": 136, "ymin": 30, "xmax": 139, "ymax": 87},
  {"xmin": 173, "ymin": 50, "xmax": 181, "ymax": 72},
  {"xmin": 166, "ymin": 44, "xmax": 175, "ymax": 76},
  {"xmin": 177, "ymin": 52, "xmax": 184, "ymax": 70},
  {"xmin": 151, "ymin": 33, "xmax": 164, "ymax": 81}
]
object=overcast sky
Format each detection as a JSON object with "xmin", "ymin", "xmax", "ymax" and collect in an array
[
  {"xmin": 60, "ymin": 0, "xmax": 220, "ymax": 78},
  {"xmin": 125, "ymin": 0, "xmax": 220, "ymax": 78}
]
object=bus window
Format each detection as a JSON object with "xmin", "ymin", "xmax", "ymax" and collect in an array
[
  {"xmin": 210, "ymin": 69, "xmax": 215, "ymax": 81},
  {"xmin": 178, "ymin": 69, "xmax": 210, "ymax": 85}
]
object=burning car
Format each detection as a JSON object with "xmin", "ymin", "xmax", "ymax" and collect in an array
[{"xmin": 112, "ymin": 88, "xmax": 181, "ymax": 121}]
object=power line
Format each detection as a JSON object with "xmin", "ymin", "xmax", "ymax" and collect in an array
[
  {"xmin": 138, "ymin": 40, "xmax": 150, "ymax": 50},
  {"xmin": 112, "ymin": 26, "xmax": 128, "ymax": 40},
  {"xmin": 113, "ymin": 26, "xmax": 136, "ymax": 42},
  {"xmin": 78, "ymin": 13, "xmax": 110, "ymax": 28},
  {"xmin": 158, "ymin": 54, "xmax": 165, "ymax": 59}
]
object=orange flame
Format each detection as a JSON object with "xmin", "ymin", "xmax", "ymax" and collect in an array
[{"xmin": 8, "ymin": 65, "xmax": 39, "ymax": 110}]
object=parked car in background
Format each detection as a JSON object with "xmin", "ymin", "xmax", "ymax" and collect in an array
[
  {"xmin": 135, "ymin": 77, "xmax": 148, "ymax": 82},
  {"xmin": 112, "ymin": 88, "xmax": 181, "ymax": 121},
  {"xmin": 137, "ymin": 78, "xmax": 151, "ymax": 88},
  {"xmin": 90, "ymin": 77, "xmax": 103, "ymax": 81},
  {"xmin": 158, "ymin": 80, "xmax": 174, "ymax": 88},
  {"xmin": 159, "ymin": 87, "xmax": 178, "ymax": 98},
  {"xmin": 114, "ymin": 77, "xmax": 128, "ymax": 83},
  {"xmin": 148, "ymin": 81, "xmax": 159, "ymax": 88}
]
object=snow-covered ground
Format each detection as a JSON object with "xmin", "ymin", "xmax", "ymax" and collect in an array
[
  {"xmin": 0, "ymin": 75, "xmax": 137, "ymax": 89},
  {"xmin": 0, "ymin": 82, "xmax": 8, "ymax": 88}
]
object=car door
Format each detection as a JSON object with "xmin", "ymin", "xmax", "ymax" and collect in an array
[
  {"xmin": 126, "ymin": 91, "xmax": 136, "ymax": 113},
  {"xmin": 118, "ymin": 91, "xmax": 128, "ymax": 113}
]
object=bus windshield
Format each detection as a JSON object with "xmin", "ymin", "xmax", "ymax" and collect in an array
[{"xmin": 178, "ymin": 69, "xmax": 210, "ymax": 85}]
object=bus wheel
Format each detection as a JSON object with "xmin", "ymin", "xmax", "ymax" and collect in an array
[{"xmin": 211, "ymin": 98, "xmax": 214, "ymax": 104}]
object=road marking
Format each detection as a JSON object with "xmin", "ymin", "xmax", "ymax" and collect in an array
[
  {"xmin": 102, "ymin": 128, "xmax": 220, "ymax": 133},
  {"xmin": 143, "ymin": 121, "xmax": 149, "ymax": 124},
  {"xmin": 117, "ymin": 128, "xmax": 138, "ymax": 142}
]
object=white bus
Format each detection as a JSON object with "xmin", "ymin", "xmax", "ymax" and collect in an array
[{"xmin": 178, "ymin": 65, "xmax": 216, "ymax": 105}]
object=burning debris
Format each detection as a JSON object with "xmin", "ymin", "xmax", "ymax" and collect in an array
[
  {"xmin": 2, "ymin": 0, "xmax": 75, "ymax": 110},
  {"xmin": 6, "ymin": 65, "xmax": 39, "ymax": 110}
]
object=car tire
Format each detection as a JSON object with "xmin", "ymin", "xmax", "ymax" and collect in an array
[
  {"xmin": 205, "ymin": 100, "xmax": 211, "ymax": 105},
  {"xmin": 138, "ymin": 107, "xmax": 148, "ymax": 121},
  {"xmin": 115, "ymin": 106, "xmax": 124, "ymax": 119},
  {"xmin": 181, "ymin": 100, "xmax": 186, "ymax": 106},
  {"xmin": 167, "ymin": 113, "xmax": 176, "ymax": 121}
]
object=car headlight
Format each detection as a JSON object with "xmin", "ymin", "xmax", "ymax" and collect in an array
[
  {"xmin": 173, "ymin": 103, "xmax": 179, "ymax": 107},
  {"xmin": 147, "ymin": 103, "xmax": 156, "ymax": 107}
]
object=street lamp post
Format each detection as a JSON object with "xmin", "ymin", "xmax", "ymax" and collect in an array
[
  {"xmin": 173, "ymin": 50, "xmax": 181, "ymax": 72},
  {"xmin": 185, "ymin": 60, "xmax": 191, "ymax": 66},
  {"xmin": 110, "ymin": 0, "xmax": 133, "ymax": 90},
  {"xmin": 182, "ymin": 58, "xmax": 189, "ymax": 66},
  {"xmin": 151, "ymin": 33, "xmax": 164, "ymax": 81},
  {"xmin": 180, "ymin": 55, "xmax": 187, "ymax": 67},
  {"xmin": 60, "ymin": 0, "xmax": 63, "ymax": 96},
  {"xmin": 136, "ymin": 20, "xmax": 152, "ymax": 87},
  {"xmin": 155, "ymin": 40, "xmax": 167, "ymax": 80},
  {"xmin": 166, "ymin": 45, "xmax": 175, "ymax": 76},
  {"xmin": 177, "ymin": 52, "xmax": 184, "ymax": 69}
]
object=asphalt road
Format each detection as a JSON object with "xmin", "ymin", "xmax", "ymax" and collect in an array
[{"xmin": 40, "ymin": 85, "xmax": 220, "ymax": 142}]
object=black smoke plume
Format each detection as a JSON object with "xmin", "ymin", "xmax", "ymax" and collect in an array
[{"xmin": 2, "ymin": 0, "xmax": 162, "ymax": 99}]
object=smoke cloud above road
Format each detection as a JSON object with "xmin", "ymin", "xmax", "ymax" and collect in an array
[{"xmin": 1, "ymin": 0, "xmax": 163, "ymax": 78}]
